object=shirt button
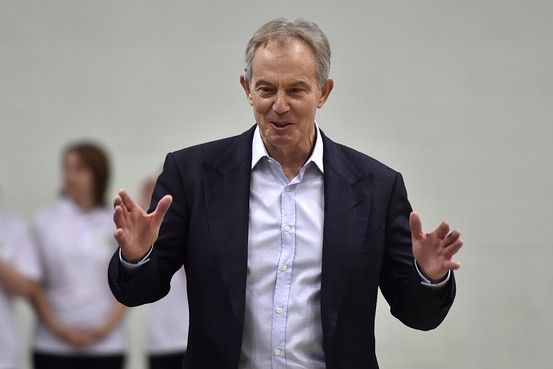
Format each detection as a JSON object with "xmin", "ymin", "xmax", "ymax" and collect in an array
[
  {"xmin": 284, "ymin": 186, "xmax": 293, "ymax": 192},
  {"xmin": 276, "ymin": 306, "xmax": 284, "ymax": 314},
  {"xmin": 284, "ymin": 225, "xmax": 292, "ymax": 233},
  {"xmin": 281, "ymin": 265, "xmax": 288, "ymax": 272},
  {"xmin": 274, "ymin": 349, "xmax": 282, "ymax": 356}
]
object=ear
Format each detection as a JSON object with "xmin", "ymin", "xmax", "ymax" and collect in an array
[
  {"xmin": 240, "ymin": 75, "xmax": 253, "ymax": 106},
  {"xmin": 317, "ymin": 79, "xmax": 334, "ymax": 109}
]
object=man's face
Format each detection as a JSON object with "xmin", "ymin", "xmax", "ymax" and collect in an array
[{"xmin": 241, "ymin": 39, "xmax": 333, "ymax": 154}]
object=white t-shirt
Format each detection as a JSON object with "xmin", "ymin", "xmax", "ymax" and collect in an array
[
  {"xmin": 146, "ymin": 267, "xmax": 189, "ymax": 354},
  {"xmin": 28, "ymin": 199, "xmax": 127, "ymax": 354},
  {"xmin": 0, "ymin": 211, "xmax": 41, "ymax": 369}
]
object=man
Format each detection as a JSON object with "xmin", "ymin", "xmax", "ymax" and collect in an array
[{"xmin": 108, "ymin": 18, "xmax": 463, "ymax": 369}]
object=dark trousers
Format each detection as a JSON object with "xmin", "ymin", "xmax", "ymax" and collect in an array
[
  {"xmin": 149, "ymin": 352, "xmax": 186, "ymax": 369},
  {"xmin": 33, "ymin": 352, "xmax": 125, "ymax": 369}
]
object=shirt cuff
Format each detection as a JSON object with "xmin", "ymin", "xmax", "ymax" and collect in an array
[
  {"xmin": 119, "ymin": 247, "xmax": 153, "ymax": 270},
  {"xmin": 414, "ymin": 259, "xmax": 451, "ymax": 288}
]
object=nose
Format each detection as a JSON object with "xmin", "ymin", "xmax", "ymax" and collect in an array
[{"xmin": 272, "ymin": 91, "xmax": 290, "ymax": 115}]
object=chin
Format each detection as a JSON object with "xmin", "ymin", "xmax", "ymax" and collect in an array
[{"xmin": 265, "ymin": 132, "xmax": 298, "ymax": 147}]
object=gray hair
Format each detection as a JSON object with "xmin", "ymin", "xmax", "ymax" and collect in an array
[{"xmin": 244, "ymin": 18, "xmax": 331, "ymax": 87}]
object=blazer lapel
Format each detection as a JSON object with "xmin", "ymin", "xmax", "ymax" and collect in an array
[
  {"xmin": 202, "ymin": 126, "xmax": 374, "ymax": 341},
  {"xmin": 320, "ymin": 132, "xmax": 374, "ymax": 341},
  {"xmin": 203, "ymin": 126, "xmax": 256, "ymax": 336}
]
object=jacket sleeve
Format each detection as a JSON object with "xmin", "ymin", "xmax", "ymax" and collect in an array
[
  {"xmin": 379, "ymin": 172, "xmax": 456, "ymax": 330},
  {"xmin": 108, "ymin": 152, "xmax": 189, "ymax": 307}
]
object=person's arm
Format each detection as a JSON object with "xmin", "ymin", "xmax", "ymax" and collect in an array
[
  {"xmin": 379, "ymin": 172, "xmax": 459, "ymax": 330},
  {"xmin": 90, "ymin": 301, "xmax": 127, "ymax": 341},
  {"xmin": 0, "ymin": 259, "xmax": 39, "ymax": 297},
  {"xmin": 109, "ymin": 152, "xmax": 188, "ymax": 306},
  {"xmin": 30, "ymin": 286, "xmax": 72, "ymax": 339},
  {"xmin": 30, "ymin": 286, "xmax": 114, "ymax": 348}
]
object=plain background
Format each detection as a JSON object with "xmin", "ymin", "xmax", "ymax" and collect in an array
[{"xmin": 1, "ymin": 1, "xmax": 552, "ymax": 368}]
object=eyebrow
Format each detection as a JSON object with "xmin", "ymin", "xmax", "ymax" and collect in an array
[
  {"xmin": 254, "ymin": 79, "xmax": 274, "ymax": 88},
  {"xmin": 253, "ymin": 80, "xmax": 312, "ymax": 90},
  {"xmin": 289, "ymin": 81, "xmax": 311, "ymax": 90}
]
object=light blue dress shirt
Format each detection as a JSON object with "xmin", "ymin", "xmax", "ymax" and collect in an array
[{"xmin": 238, "ymin": 125, "xmax": 326, "ymax": 369}]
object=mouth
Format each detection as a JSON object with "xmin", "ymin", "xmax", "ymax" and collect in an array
[{"xmin": 269, "ymin": 121, "xmax": 293, "ymax": 130}]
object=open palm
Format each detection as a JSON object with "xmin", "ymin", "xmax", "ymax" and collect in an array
[
  {"xmin": 410, "ymin": 212, "xmax": 463, "ymax": 282},
  {"xmin": 113, "ymin": 190, "xmax": 172, "ymax": 263}
]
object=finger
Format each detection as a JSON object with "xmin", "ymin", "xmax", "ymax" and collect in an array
[
  {"xmin": 114, "ymin": 196, "xmax": 129, "ymax": 218},
  {"xmin": 443, "ymin": 229, "xmax": 461, "ymax": 246},
  {"xmin": 119, "ymin": 190, "xmax": 138, "ymax": 212},
  {"xmin": 443, "ymin": 259, "xmax": 461, "ymax": 270},
  {"xmin": 114, "ymin": 228, "xmax": 127, "ymax": 247},
  {"xmin": 409, "ymin": 212, "xmax": 424, "ymax": 240},
  {"xmin": 113, "ymin": 206, "xmax": 127, "ymax": 229},
  {"xmin": 115, "ymin": 202, "xmax": 128, "ymax": 222},
  {"xmin": 444, "ymin": 239, "xmax": 463, "ymax": 259},
  {"xmin": 153, "ymin": 195, "xmax": 173, "ymax": 226},
  {"xmin": 435, "ymin": 221, "xmax": 450, "ymax": 240},
  {"xmin": 113, "ymin": 195, "xmax": 122, "ymax": 209}
]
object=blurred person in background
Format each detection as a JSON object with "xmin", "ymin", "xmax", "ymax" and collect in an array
[
  {"xmin": 0, "ymin": 207, "xmax": 41, "ymax": 369},
  {"xmin": 138, "ymin": 176, "xmax": 189, "ymax": 369},
  {"xmin": 26, "ymin": 142, "xmax": 128, "ymax": 369}
]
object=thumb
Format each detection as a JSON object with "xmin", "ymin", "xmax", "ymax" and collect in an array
[
  {"xmin": 409, "ymin": 211, "xmax": 424, "ymax": 240},
  {"xmin": 152, "ymin": 194, "xmax": 173, "ymax": 226}
]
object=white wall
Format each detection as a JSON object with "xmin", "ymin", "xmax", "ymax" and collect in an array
[{"xmin": 1, "ymin": 1, "xmax": 552, "ymax": 368}]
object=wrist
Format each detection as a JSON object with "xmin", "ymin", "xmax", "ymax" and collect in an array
[
  {"xmin": 92, "ymin": 325, "xmax": 109, "ymax": 340},
  {"xmin": 50, "ymin": 323, "xmax": 70, "ymax": 339},
  {"xmin": 121, "ymin": 247, "xmax": 151, "ymax": 264},
  {"xmin": 119, "ymin": 247, "xmax": 153, "ymax": 270},
  {"xmin": 415, "ymin": 261, "xmax": 447, "ymax": 283}
]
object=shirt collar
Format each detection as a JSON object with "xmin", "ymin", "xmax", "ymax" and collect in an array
[{"xmin": 251, "ymin": 123, "xmax": 324, "ymax": 173}]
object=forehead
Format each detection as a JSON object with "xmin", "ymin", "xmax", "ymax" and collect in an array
[
  {"xmin": 64, "ymin": 150, "xmax": 80, "ymax": 161},
  {"xmin": 64, "ymin": 151, "xmax": 84, "ymax": 167},
  {"xmin": 251, "ymin": 38, "xmax": 318, "ymax": 83}
]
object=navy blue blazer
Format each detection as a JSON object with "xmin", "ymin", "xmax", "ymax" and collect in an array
[{"xmin": 108, "ymin": 125, "xmax": 455, "ymax": 369}]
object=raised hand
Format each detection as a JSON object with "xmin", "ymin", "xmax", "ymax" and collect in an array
[
  {"xmin": 410, "ymin": 212, "xmax": 463, "ymax": 282},
  {"xmin": 113, "ymin": 190, "xmax": 172, "ymax": 263}
]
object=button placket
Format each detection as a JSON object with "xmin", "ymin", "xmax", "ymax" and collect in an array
[{"xmin": 270, "ymin": 183, "xmax": 297, "ymax": 369}]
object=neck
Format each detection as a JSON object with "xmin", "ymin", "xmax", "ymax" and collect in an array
[
  {"xmin": 72, "ymin": 197, "xmax": 96, "ymax": 213},
  {"xmin": 264, "ymin": 126, "xmax": 316, "ymax": 181}
]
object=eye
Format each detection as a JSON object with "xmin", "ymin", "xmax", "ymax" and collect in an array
[{"xmin": 256, "ymin": 86, "xmax": 275, "ymax": 96}]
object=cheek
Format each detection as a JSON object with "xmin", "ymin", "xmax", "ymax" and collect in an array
[
  {"xmin": 295, "ymin": 103, "xmax": 317, "ymax": 122},
  {"xmin": 62, "ymin": 170, "xmax": 75, "ymax": 185},
  {"xmin": 73, "ymin": 171, "xmax": 95, "ymax": 192},
  {"xmin": 252, "ymin": 99, "xmax": 272, "ymax": 116},
  {"xmin": 62, "ymin": 177, "xmax": 72, "ymax": 193},
  {"xmin": 83, "ymin": 173, "xmax": 95, "ymax": 191}
]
